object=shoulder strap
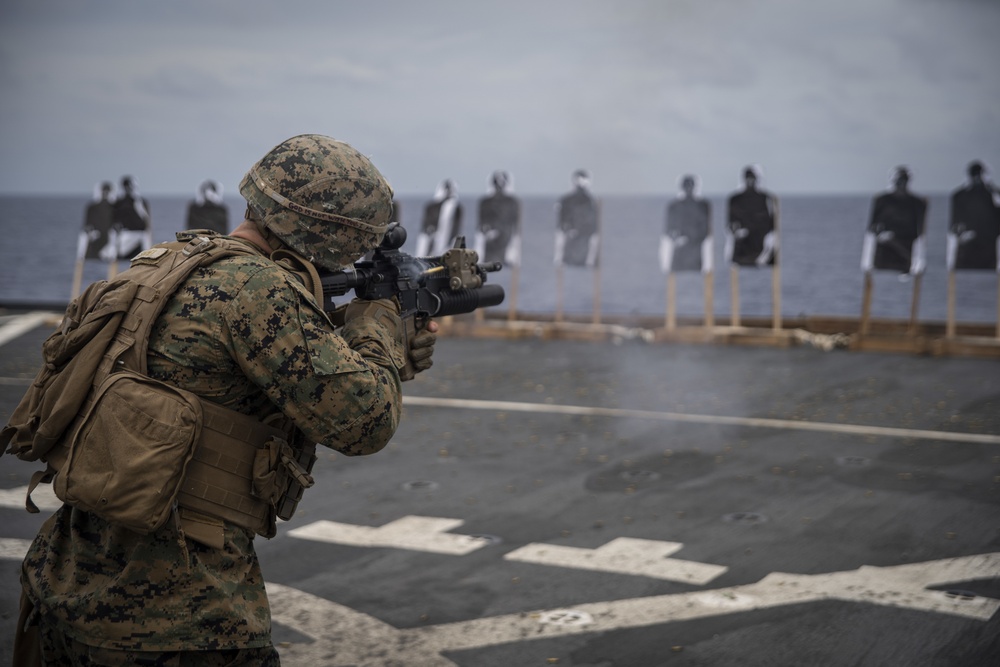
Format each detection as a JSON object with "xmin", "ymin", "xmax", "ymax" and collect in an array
[{"xmin": 95, "ymin": 235, "xmax": 256, "ymax": 385}]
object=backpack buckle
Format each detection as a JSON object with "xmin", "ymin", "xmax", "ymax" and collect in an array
[{"xmin": 182, "ymin": 236, "xmax": 215, "ymax": 256}]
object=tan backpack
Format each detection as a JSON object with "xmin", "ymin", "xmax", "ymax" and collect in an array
[{"xmin": 1, "ymin": 233, "xmax": 315, "ymax": 539}]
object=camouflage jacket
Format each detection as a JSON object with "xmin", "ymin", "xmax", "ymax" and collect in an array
[{"xmin": 22, "ymin": 236, "xmax": 403, "ymax": 651}]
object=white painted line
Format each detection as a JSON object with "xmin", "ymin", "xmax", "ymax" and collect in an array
[
  {"xmin": 0, "ymin": 484, "xmax": 61, "ymax": 512},
  {"xmin": 0, "ymin": 538, "xmax": 33, "ymax": 561},
  {"xmin": 266, "ymin": 552, "xmax": 1000, "ymax": 666},
  {"xmin": 403, "ymin": 395, "xmax": 1000, "ymax": 445},
  {"xmin": 429, "ymin": 553, "xmax": 1000, "ymax": 652},
  {"xmin": 287, "ymin": 516, "xmax": 494, "ymax": 555},
  {"xmin": 505, "ymin": 537, "xmax": 728, "ymax": 585},
  {"xmin": 267, "ymin": 582, "xmax": 460, "ymax": 667},
  {"xmin": 538, "ymin": 609, "xmax": 594, "ymax": 627},
  {"xmin": 0, "ymin": 311, "xmax": 56, "ymax": 347}
]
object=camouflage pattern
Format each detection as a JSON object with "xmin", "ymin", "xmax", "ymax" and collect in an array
[
  {"xmin": 37, "ymin": 612, "xmax": 280, "ymax": 665},
  {"xmin": 239, "ymin": 134, "xmax": 394, "ymax": 271},
  {"xmin": 21, "ymin": 237, "xmax": 404, "ymax": 652}
]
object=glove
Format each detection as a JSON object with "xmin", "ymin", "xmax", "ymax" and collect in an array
[{"xmin": 400, "ymin": 322, "xmax": 438, "ymax": 381}]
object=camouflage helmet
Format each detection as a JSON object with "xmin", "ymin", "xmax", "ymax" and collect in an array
[{"xmin": 239, "ymin": 134, "xmax": 393, "ymax": 271}]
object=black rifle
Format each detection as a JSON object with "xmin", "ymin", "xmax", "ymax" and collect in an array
[{"xmin": 320, "ymin": 223, "xmax": 505, "ymax": 358}]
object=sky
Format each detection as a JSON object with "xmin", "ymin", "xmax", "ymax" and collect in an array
[{"xmin": 0, "ymin": 0, "xmax": 997, "ymax": 197}]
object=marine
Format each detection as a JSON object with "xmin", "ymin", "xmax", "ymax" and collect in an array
[{"xmin": 9, "ymin": 134, "xmax": 437, "ymax": 665}]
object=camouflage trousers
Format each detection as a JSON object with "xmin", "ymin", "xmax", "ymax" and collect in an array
[{"xmin": 14, "ymin": 589, "xmax": 281, "ymax": 666}]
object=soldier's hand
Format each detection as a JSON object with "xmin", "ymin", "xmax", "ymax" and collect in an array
[{"xmin": 400, "ymin": 320, "xmax": 438, "ymax": 381}]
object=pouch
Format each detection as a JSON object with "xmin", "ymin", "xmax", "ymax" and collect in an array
[{"xmin": 54, "ymin": 370, "xmax": 203, "ymax": 533}]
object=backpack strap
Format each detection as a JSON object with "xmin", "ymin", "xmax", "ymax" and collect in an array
[
  {"xmin": 68, "ymin": 234, "xmax": 259, "ymax": 443},
  {"xmin": 103, "ymin": 235, "xmax": 256, "ymax": 380}
]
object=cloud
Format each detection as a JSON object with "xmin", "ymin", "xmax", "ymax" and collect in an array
[
  {"xmin": 134, "ymin": 64, "xmax": 233, "ymax": 100},
  {"xmin": 0, "ymin": 0, "xmax": 997, "ymax": 195}
]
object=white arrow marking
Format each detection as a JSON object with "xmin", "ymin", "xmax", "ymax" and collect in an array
[
  {"xmin": 267, "ymin": 582, "xmax": 457, "ymax": 667},
  {"xmin": 0, "ymin": 484, "xmax": 61, "ymax": 512},
  {"xmin": 266, "ymin": 553, "xmax": 1000, "ymax": 666},
  {"xmin": 0, "ymin": 311, "xmax": 55, "ymax": 348},
  {"xmin": 287, "ymin": 516, "xmax": 494, "ymax": 555},
  {"xmin": 505, "ymin": 537, "xmax": 728, "ymax": 585}
]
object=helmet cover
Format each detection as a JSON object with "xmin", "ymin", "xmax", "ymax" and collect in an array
[{"xmin": 239, "ymin": 134, "xmax": 393, "ymax": 270}]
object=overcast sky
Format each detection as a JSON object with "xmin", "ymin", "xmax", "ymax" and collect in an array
[{"xmin": 0, "ymin": 0, "xmax": 997, "ymax": 196}]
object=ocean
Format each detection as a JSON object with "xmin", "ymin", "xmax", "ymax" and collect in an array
[{"xmin": 0, "ymin": 193, "xmax": 996, "ymax": 325}]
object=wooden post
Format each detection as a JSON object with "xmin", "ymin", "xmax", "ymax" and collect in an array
[
  {"xmin": 665, "ymin": 272, "xmax": 676, "ymax": 331},
  {"xmin": 946, "ymin": 271, "xmax": 956, "ymax": 338},
  {"xmin": 771, "ymin": 198, "xmax": 781, "ymax": 332},
  {"xmin": 107, "ymin": 261, "xmax": 119, "ymax": 280},
  {"xmin": 592, "ymin": 264, "xmax": 601, "ymax": 325},
  {"xmin": 555, "ymin": 264, "xmax": 564, "ymax": 323},
  {"xmin": 908, "ymin": 273, "xmax": 922, "ymax": 335},
  {"xmin": 703, "ymin": 271, "xmax": 714, "ymax": 329},
  {"xmin": 508, "ymin": 206, "xmax": 522, "ymax": 322},
  {"xmin": 860, "ymin": 271, "xmax": 873, "ymax": 335},
  {"xmin": 507, "ymin": 263, "xmax": 519, "ymax": 322},
  {"xmin": 730, "ymin": 266, "xmax": 741, "ymax": 328},
  {"xmin": 592, "ymin": 200, "xmax": 602, "ymax": 325},
  {"xmin": 771, "ymin": 266, "xmax": 782, "ymax": 332}
]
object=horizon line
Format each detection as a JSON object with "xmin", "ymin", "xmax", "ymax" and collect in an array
[{"xmin": 0, "ymin": 189, "xmax": 958, "ymax": 199}]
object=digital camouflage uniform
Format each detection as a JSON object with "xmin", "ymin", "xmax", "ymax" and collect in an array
[{"xmin": 21, "ymin": 236, "xmax": 402, "ymax": 657}]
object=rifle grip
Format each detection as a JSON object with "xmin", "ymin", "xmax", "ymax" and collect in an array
[{"xmin": 398, "ymin": 314, "xmax": 427, "ymax": 382}]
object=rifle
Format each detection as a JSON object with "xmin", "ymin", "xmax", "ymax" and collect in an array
[{"xmin": 320, "ymin": 223, "xmax": 505, "ymax": 369}]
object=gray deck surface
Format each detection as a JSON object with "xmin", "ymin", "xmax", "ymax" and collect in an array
[{"xmin": 1, "ymin": 312, "xmax": 998, "ymax": 666}]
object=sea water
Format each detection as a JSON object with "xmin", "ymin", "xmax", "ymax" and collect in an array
[{"xmin": 0, "ymin": 193, "xmax": 996, "ymax": 325}]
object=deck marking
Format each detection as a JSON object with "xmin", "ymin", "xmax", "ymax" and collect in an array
[
  {"xmin": 403, "ymin": 395, "xmax": 1000, "ymax": 445},
  {"xmin": 0, "ymin": 484, "xmax": 60, "ymax": 512},
  {"xmin": 505, "ymin": 537, "xmax": 728, "ymax": 585},
  {"xmin": 266, "ymin": 552, "xmax": 1000, "ymax": 666},
  {"xmin": 287, "ymin": 516, "xmax": 494, "ymax": 555},
  {"xmin": 0, "ymin": 311, "xmax": 55, "ymax": 348},
  {"xmin": 0, "ymin": 538, "xmax": 33, "ymax": 560}
]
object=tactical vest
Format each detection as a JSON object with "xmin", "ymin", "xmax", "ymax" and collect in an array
[{"xmin": 1, "ymin": 232, "xmax": 316, "ymax": 547}]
